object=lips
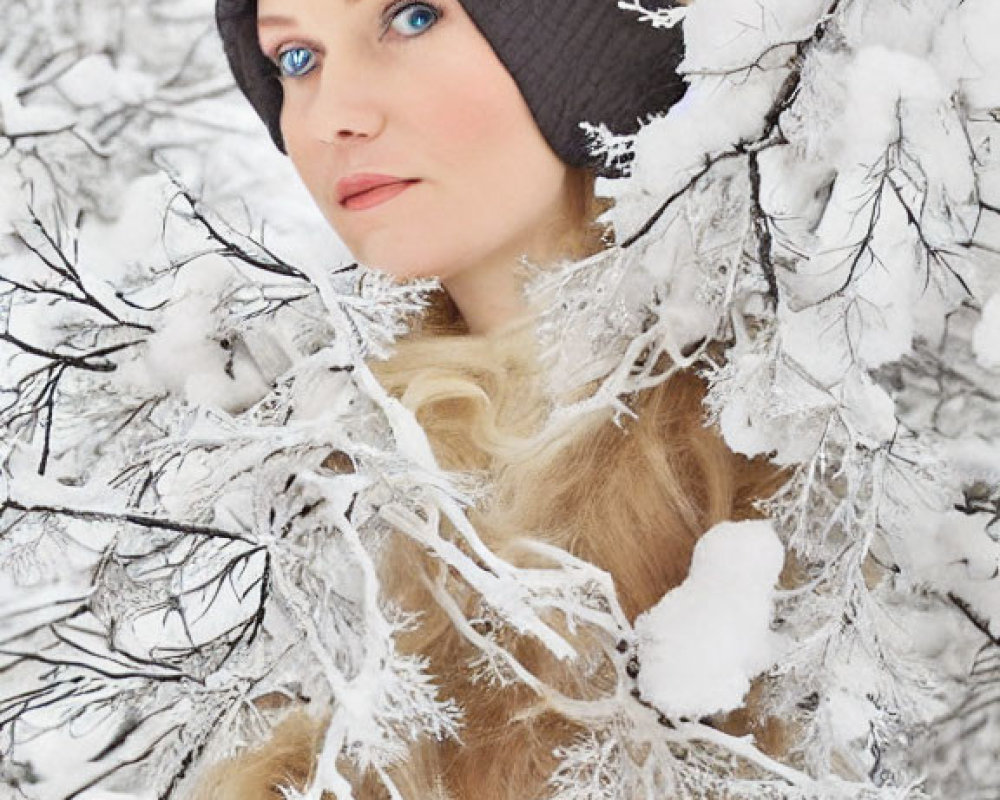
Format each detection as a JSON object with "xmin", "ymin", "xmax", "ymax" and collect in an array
[{"xmin": 336, "ymin": 173, "xmax": 418, "ymax": 206}]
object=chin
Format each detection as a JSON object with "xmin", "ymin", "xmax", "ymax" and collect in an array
[
  {"xmin": 353, "ymin": 243, "xmax": 460, "ymax": 283},
  {"xmin": 359, "ymin": 256, "xmax": 442, "ymax": 283}
]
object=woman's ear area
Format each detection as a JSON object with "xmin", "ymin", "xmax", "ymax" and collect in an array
[
  {"xmin": 216, "ymin": 0, "xmax": 289, "ymax": 153},
  {"xmin": 558, "ymin": 166, "xmax": 617, "ymax": 259}
]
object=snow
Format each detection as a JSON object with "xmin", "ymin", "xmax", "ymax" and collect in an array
[
  {"xmin": 932, "ymin": 0, "xmax": 1000, "ymax": 111},
  {"xmin": 835, "ymin": 47, "xmax": 952, "ymax": 172},
  {"xmin": 75, "ymin": 173, "xmax": 176, "ymax": 282},
  {"xmin": 973, "ymin": 292, "xmax": 1000, "ymax": 370},
  {"xmin": 901, "ymin": 510, "xmax": 1000, "ymax": 636},
  {"xmin": 717, "ymin": 355, "xmax": 774, "ymax": 458},
  {"xmin": 55, "ymin": 54, "xmax": 120, "ymax": 108},
  {"xmin": 681, "ymin": 0, "xmax": 829, "ymax": 71},
  {"xmin": 79, "ymin": 793, "xmax": 151, "ymax": 800},
  {"xmin": 634, "ymin": 521, "xmax": 786, "ymax": 719},
  {"xmin": 140, "ymin": 254, "xmax": 273, "ymax": 412},
  {"xmin": 0, "ymin": 167, "xmax": 28, "ymax": 237},
  {"xmin": 0, "ymin": 90, "xmax": 76, "ymax": 138}
]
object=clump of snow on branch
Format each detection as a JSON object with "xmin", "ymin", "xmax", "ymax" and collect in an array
[{"xmin": 635, "ymin": 521, "xmax": 785, "ymax": 719}]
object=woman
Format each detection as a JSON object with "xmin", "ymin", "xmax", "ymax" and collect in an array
[{"xmin": 199, "ymin": 0, "xmax": 786, "ymax": 796}]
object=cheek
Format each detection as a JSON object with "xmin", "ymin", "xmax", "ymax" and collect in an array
[
  {"xmin": 282, "ymin": 129, "xmax": 334, "ymax": 210},
  {"xmin": 283, "ymin": 138, "xmax": 351, "ymax": 240},
  {"xmin": 391, "ymin": 54, "xmax": 569, "ymax": 267},
  {"xmin": 413, "ymin": 48, "xmax": 550, "ymax": 177},
  {"xmin": 433, "ymin": 81, "xmax": 515, "ymax": 145}
]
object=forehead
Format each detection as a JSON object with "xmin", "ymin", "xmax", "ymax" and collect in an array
[{"xmin": 257, "ymin": 0, "xmax": 365, "ymax": 19}]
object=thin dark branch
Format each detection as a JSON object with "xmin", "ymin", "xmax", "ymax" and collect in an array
[
  {"xmin": 0, "ymin": 648, "xmax": 189, "ymax": 683},
  {"xmin": 21, "ymin": 207, "xmax": 153, "ymax": 331},
  {"xmin": 48, "ymin": 625, "xmax": 183, "ymax": 677},
  {"xmin": 37, "ymin": 364, "xmax": 64, "ymax": 475},
  {"xmin": 63, "ymin": 724, "xmax": 182, "ymax": 800},
  {"xmin": 1, "ymin": 123, "xmax": 76, "ymax": 142},
  {"xmin": 166, "ymin": 178, "xmax": 309, "ymax": 281},
  {"xmin": 2, "ymin": 499, "xmax": 254, "ymax": 544},
  {"xmin": 887, "ymin": 175, "xmax": 973, "ymax": 297},
  {"xmin": 0, "ymin": 332, "xmax": 141, "ymax": 373},
  {"xmin": 747, "ymin": 149, "xmax": 780, "ymax": 305},
  {"xmin": 948, "ymin": 592, "xmax": 1000, "ymax": 649}
]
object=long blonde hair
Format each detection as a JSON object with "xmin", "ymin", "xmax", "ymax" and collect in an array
[{"xmin": 193, "ymin": 166, "xmax": 788, "ymax": 800}]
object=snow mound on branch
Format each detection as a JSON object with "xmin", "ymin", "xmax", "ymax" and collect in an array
[
  {"xmin": 932, "ymin": 0, "xmax": 1000, "ymax": 110},
  {"xmin": 902, "ymin": 510, "xmax": 1000, "ymax": 635},
  {"xmin": 55, "ymin": 54, "xmax": 120, "ymax": 107},
  {"xmin": 973, "ymin": 293, "xmax": 1000, "ymax": 370},
  {"xmin": 634, "ymin": 520, "xmax": 785, "ymax": 718},
  {"xmin": 141, "ymin": 255, "xmax": 272, "ymax": 411}
]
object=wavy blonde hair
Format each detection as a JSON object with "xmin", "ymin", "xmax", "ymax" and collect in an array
[{"xmin": 192, "ymin": 166, "xmax": 790, "ymax": 800}]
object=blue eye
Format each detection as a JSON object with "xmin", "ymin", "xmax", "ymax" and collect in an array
[
  {"xmin": 388, "ymin": 3, "xmax": 440, "ymax": 37},
  {"xmin": 277, "ymin": 46, "xmax": 316, "ymax": 78}
]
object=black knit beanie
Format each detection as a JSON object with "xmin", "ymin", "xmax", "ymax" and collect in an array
[{"xmin": 216, "ymin": 0, "xmax": 687, "ymax": 178}]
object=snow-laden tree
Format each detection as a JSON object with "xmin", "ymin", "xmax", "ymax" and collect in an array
[{"xmin": 1, "ymin": 0, "xmax": 998, "ymax": 797}]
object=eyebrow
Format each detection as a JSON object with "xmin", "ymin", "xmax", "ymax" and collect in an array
[{"xmin": 258, "ymin": 15, "xmax": 295, "ymax": 27}]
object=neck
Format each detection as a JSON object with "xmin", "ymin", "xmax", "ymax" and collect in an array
[
  {"xmin": 443, "ymin": 224, "xmax": 583, "ymax": 337},
  {"xmin": 441, "ymin": 255, "xmax": 530, "ymax": 337}
]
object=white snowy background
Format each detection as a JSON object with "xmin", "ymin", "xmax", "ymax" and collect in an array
[{"xmin": 1, "ymin": 0, "xmax": 998, "ymax": 798}]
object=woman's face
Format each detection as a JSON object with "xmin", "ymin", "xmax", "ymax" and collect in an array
[{"xmin": 256, "ymin": 0, "xmax": 577, "ymax": 285}]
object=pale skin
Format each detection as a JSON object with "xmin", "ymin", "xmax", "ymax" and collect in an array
[{"xmin": 257, "ymin": 0, "xmax": 580, "ymax": 335}]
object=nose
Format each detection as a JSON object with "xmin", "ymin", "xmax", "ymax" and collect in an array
[{"xmin": 307, "ymin": 50, "xmax": 386, "ymax": 144}]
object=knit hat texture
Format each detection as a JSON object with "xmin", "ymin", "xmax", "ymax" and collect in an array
[{"xmin": 216, "ymin": 0, "xmax": 687, "ymax": 177}]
